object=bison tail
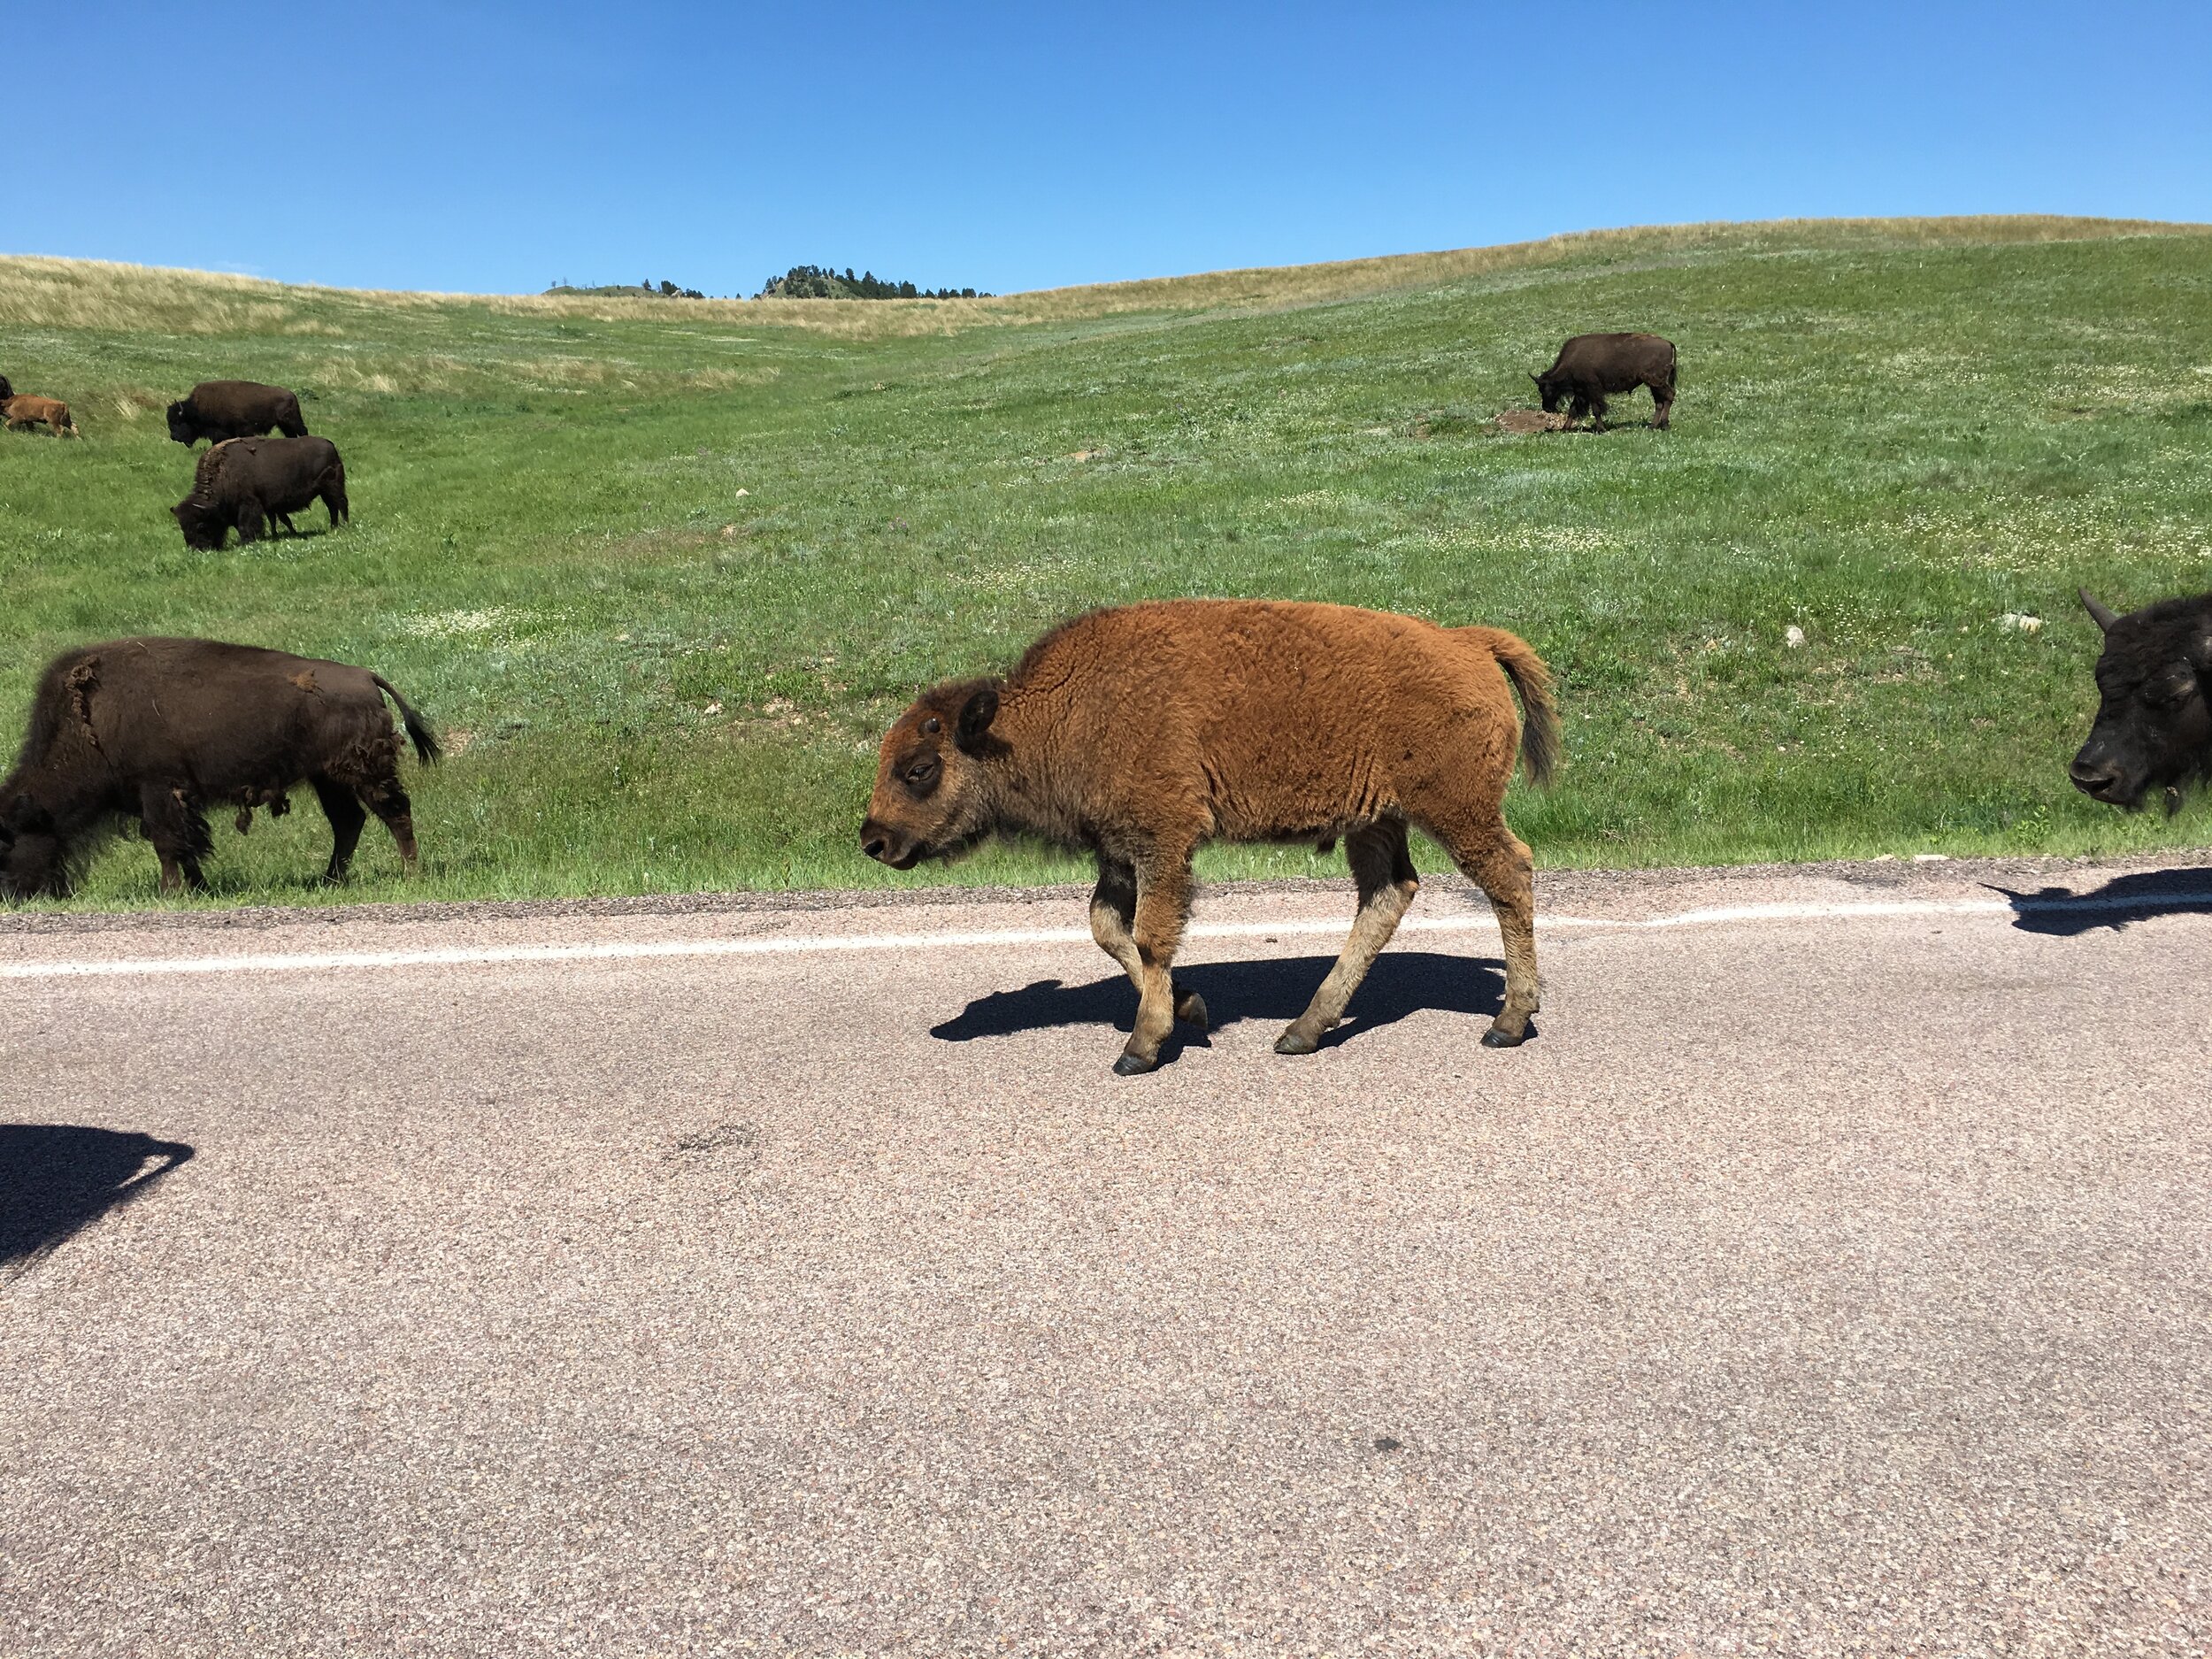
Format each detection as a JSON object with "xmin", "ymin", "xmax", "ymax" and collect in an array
[
  {"xmin": 1463, "ymin": 627, "xmax": 1560, "ymax": 788},
  {"xmin": 373, "ymin": 674, "xmax": 442, "ymax": 765}
]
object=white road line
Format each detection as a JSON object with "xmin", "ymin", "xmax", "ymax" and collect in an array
[{"xmin": 0, "ymin": 888, "xmax": 2204, "ymax": 981}]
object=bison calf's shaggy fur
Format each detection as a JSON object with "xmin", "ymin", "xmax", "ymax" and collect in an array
[
  {"xmin": 166, "ymin": 380, "xmax": 309, "ymax": 447},
  {"xmin": 2071, "ymin": 589, "xmax": 2212, "ymax": 813},
  {"xmin": 2, "ymin": 391, "xmax": 78, "ymax": 438},
  {"xmin": 0, "ymin": 638, "xmax": 439, "ymax": 898},
  {"xmin": 1533, "ymin": 333, "xmax": 1677, "ymax": 431},
  {"xmin": 173, "ymin": 435, "xmax": 348, "ymax": 549},
  {"xmin": 861, "ymin": 600, "xmax": 1560, "ymax": 1074}
]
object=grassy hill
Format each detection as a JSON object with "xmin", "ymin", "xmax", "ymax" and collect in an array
[{"xmin": 1, "ymin": 216, "xmax": 2208, "ymax": 908}]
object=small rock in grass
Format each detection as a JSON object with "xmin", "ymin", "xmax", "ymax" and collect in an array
[
  {"xmin": 1785, "ymin": 626, "xmax": 1806, "ymax": 648},
  {"xmin": 1998, "ymin": 612, "xmax": 2044, "ymax": 633}
]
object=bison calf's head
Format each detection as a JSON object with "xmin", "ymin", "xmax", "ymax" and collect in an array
[
  {"xmin": 860, "ymin": 680, "xmax": 1001, "ymax": 870},
  {"xmin": 2070, "ymin": 589, "xmax": 2212, "ymax": 812}
]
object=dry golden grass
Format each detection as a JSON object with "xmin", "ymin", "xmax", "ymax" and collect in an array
[{"xmin": 5, "ymin": 216, "xmax": 2203, "ymax": 343}]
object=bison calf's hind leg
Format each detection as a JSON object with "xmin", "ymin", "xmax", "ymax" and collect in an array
[
  {"xmin": 1278, "ymin": 820, "xmax": 1420, "ymax": 1055},
  {"xmin": 1091, "ymin": 857, "xmax": 1208, "ymax": 1033},
  {"xmin": 1455, "ymin": 831, "xmax": 1540, "ymax": 1047}
]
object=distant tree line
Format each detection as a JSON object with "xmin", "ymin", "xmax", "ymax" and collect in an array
[
  {"xmin": 544, "ymin": 278, "xmax": 710, "ymax": 299},
  {"xmin": 757, "ymin": 265, "xmax": 990, "ymax": 301}
]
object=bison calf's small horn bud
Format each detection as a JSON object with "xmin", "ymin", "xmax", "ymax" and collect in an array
[{"xmin": 862, "ymin": 600, "xmax": 1560, "ymax": 1075}]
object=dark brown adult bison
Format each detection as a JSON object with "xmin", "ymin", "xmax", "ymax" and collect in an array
[
  {"xmin": 166, "ymin": 380, "xmax": 310, "ymax": 447},
  {"xmin": 860, "ymin": 600, "xmax": 1559, "ymax": 1074},
  {"xmin": 0, "ymin": 638, "xmax": 438, "ymax": 897},
  {"xmin": 2070, "ymin": 589, "xmax": 2212, "ymax": 814},
  {"xmin": 172, "ymin": 435, "xmax": 348, "ymax": 549},
  {"xmin": 1532, "ymin": 333, "xmax": 1677, "ymax": 430}
]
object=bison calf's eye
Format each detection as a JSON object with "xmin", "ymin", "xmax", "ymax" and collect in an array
[{"xmin": 904, "ymin": 757, "xmax": 941, "ymax": 791}]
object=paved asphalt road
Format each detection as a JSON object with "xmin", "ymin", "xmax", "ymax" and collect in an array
[{"xmin": 4, "ymin": 855, "xmax": 2209, "ymax": 1657}]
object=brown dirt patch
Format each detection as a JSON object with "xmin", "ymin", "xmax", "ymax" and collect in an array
[{"xmin": 1495, "ymin": 408, "xmax": 1570, "ymax": 434}]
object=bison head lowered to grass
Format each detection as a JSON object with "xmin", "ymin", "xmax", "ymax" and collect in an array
[
  {"xmin": 2071, "ymin": 589, "xmax": 2212, "ymax": 814},
  {"xmin": 859, "ymin": 599, "xmax": 1559, "ymax": 1074},
  {"xmin": 0, "ymin": 637, "xmax": 438, "ymax": 898}
]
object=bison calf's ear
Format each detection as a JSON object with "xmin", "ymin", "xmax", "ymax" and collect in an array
[{"xmin": 956, "ymin": 683, "xmax": 999, "ymax": 750}]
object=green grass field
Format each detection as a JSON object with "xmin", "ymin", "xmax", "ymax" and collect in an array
[{"xmin": 2, "ymin": 216, "xmax": 2209, "ymax": 909}]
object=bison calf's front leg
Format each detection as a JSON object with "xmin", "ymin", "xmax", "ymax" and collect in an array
[
  {"xmin": 1090, "ymin": 857, "xmax": 1209, "ymax": 1033},
  {"xmin": 1113, "ymin": 852, "xmax": 1195, "ymax": 1075}
]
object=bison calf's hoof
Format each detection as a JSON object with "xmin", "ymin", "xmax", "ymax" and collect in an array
[
  {"xmin": 1480, "ymin": 1021, "xmax": 1532, "ymax": 1048},
  {"xmin": 1112, "ymin": 1050, "xmax": 1159, "ymax": 1077},
  {"xmin": 1274, "ymin": 1027, "xmax": 1320, "ymax": 1056},
  {"xmin": 1175, "ymin": 990, "xmax": 1210, "ymax": 1031}
]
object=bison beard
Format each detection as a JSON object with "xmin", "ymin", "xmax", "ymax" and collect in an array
[{"xmin": 860, "ymin": 600, "xmax": 1558, "ymax": 1074}]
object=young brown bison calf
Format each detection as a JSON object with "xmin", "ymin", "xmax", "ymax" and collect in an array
[
  {"xmin": 2, "ymin": 392, "xmax": 78, "ymax": 437},
  {"xmin": 0, "ymin": 638, "xmax": 439, "ymax": 897},
  {"xmin": 861, "ymin": 600, "xmax": 1560, "ymax": 1074}
]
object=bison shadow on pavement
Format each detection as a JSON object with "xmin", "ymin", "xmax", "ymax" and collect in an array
[
  {"xmin": 0, "ymin": 1125, "xmax": 196, "ymax": 1271},
  {"xmin": 931, "ymin": 949, "xmax": 1509, "ymax": 1059},
  {"xmin": 1996, "ymin": 866, "xmax": 2212, "ymax": 936}
]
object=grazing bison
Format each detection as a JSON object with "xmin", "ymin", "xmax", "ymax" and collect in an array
[
  {"xmin": 1532, "ymin": 333, "xmax": 1677, "ymax": 430},
  {"xmin": 172, "ymin": 435, "xmax": 348, "ymax": 549},
  {"xmin": 860, "ymin": 600, "xmax": 1559, "ymax": 1074},
  {"xmin": 2, "ymin": 386, "xmax": 78, "ymax": 437},
  {"xmin": 0, "ymin": 638, "xmax": 438, "ymax": 897},
  {"xmin": 2070, "ymin": 589, "xmax": 2212, "ymax": 814},
  {"xmin": 166, "ymin": 380, "xmax": 310, "ymax": 447}
]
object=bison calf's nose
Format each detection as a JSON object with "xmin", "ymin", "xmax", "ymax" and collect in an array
[{"xmin": 859, "ymin": 822, "xmax": 893, "ymax": 864}]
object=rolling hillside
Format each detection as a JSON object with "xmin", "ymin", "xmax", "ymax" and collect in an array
[{"xmin": 1, "ymin": 216, "xmax": 2208, "ymax": 907}]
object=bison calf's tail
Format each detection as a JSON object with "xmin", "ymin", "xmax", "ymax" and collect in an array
[
  {"xmin": 373, "ymin": 675, "xmax": 442, "ymax": 764},
  {"xmin": 1463, "ymin": 626, "xmax": 1560, "ymax": 788}
]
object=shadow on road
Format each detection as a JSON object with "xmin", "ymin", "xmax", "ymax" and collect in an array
[
  {"xmin": 1994, "ymin": 866, "xmax": 2212, "ymax": 936},
  {"xmin": 932, "ymin": 949, "xmax": 1507, "ymax": 1056},
  {"xmin": 1, "ymin": 1125, "xmax": 196, "ymax": 1271}
]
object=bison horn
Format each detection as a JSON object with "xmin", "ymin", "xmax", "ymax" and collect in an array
[{"xmin": 2078, "ymin": 589, "xmax": 2119, "ymax": 633}]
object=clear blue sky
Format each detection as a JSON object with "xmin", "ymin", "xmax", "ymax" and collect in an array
[{"xmin": 7, "ymin": 3, "xmax": 2207, "ymax": 296}]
